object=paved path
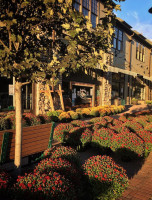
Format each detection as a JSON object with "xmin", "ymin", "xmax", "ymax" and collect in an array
[
  {"xmin": 119, "ymin": 152, "xmax": 152, "ymax": 200},
  {"xmin": 118, "ymin": 104, "xmax": 152, "ymax": 200}
]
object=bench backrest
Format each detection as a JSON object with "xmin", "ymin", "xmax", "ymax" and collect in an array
[{"xmin": 0, "ymin": 123, "xmax": 53, "ymax": 163}]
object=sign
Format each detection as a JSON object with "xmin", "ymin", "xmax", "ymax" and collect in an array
[
  {"xmin": 9, "ymin": 85, "xmax": 14, "ymax": 95},
  {"xmin": 79, "ymin": 88, "xmax": 87, "ymax": 99}
]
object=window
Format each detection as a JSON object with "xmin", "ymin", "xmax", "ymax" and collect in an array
[
  {"xmin": 136, "ymin": 42, "xmax": 145, "ymax": 62},
  {"xmin": 113, "ymin": 27, "xmax": 123, "ymax": 51},
  {"xmin": 83, "ymin": 0, "xmax": 89, "ymax": 9},
  {"xmin": 91, "ymin": 0, "xmax": 97, "ymax": 28},
  {"xmin": 82, "ymin": 0, "xmax": 90, "ymax": 16},
  {"xmin": 74, "ymin": 0, "xmax": 80, "ymax": 12}
]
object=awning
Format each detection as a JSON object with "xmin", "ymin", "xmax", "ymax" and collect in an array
[
  {"xmin": 108, "ymin": 65, "xmax": 152, "ymax": 81},
  {"xmin": 108, "ymin": 65, "xmax": 137, "ymax": 77}
]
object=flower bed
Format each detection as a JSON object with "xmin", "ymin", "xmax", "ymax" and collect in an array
[{"xmin": 83, "ymin": 155, "xmax": 128, "ymax": 200}]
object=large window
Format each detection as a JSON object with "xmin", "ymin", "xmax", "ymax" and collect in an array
[
  {"xmin": 136, "ymin": 42, "xmax": 145, "ymax": 62},
  {"xmin": 74, "ymin": 0, "xmax": 80, "ymax": 11},
  {"xmin": 113, "ymin": 27, "xmax": 123, "ymax": 51},
  {"xmin": 91, "ymin": 0, "xmax": 97, "ymax": 28},
  {"xmin": 82, "ymin": 0, "xmax": 90, "ymax": 16}
]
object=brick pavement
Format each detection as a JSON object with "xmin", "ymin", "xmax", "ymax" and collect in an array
[
  {"xmin": 119, "ymin": 152, "xmax": 152, "ymax": 200},
  {"xmin": 118, "ymin": 104, "xmax": 152, "ymax": 200}
]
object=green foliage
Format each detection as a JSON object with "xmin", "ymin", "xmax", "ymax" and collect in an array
[
  {"xmin": 47, "ymin": 110, "xmax": 61, "ymax": 122},
  {"xmin": 0, "ymin": 0, "xmax": 125, "ymax": 81},
  {"xmin": 83, "ymin": 155, "xmax": 128, "ymax": 200}
]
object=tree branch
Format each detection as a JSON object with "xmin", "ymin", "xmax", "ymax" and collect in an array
[
  {"xmin": 22, "ymin": 82, "xmax": 30, "ymax": 86},
  {"xmin": 0, "ymin": 39, "xmax": 9, "ymax": 51}
]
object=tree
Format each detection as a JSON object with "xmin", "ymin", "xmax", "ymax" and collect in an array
[{"xmin": 0, "ymin": 0, "xmax": 125, "ymax": 173}]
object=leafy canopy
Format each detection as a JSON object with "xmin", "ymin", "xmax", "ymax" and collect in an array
[{"xmin": 0, "ymin": 0, "xmax": 125, "ymax": 82}]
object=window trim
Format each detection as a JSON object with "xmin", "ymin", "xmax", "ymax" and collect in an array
[
  {"xmin": 136, "ymin": 42, "xmax": 145, "ymax": 62},
  {"xmin": 112, "ymin": 27, "xmax": 123, "ymax": 51}
]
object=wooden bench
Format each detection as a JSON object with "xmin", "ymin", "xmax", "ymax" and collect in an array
[{"xmin": 0, "ymin": 122, "xmax": 56, "ymax": 164}]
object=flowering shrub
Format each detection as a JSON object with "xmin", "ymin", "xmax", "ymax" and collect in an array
[
  {"xmin": 99, "ymin": 109, "xmax": 107, "ymax": 117},
  {"xmin": 67, "ymin": 111, "xmax": 79, "ymax": 120},
  {"xmin": 66, "ymin": 127, "xmax": 83, "ymax": 146},
  {"xmin": 80, "ymin": 128, "xmax": 92, "ymax": 147},
  {"xmin": 92, "ymin": 119, "xmax": 108, "ymax": 131},
  {"xmin": 119, "ymin": 115, "xmax": 127, "ymax": 122},
  {"xmin": 103, "ymin": 116, "xmax": 113, "ymax": 123},
  {"xmin": 23, "ymin": 113, "xmax": 40, "ymax": 126},
  {"xmin": 80, "ymin": 108, "xmax": 91, "ymax": 118},
  {"xmin": 134, "ymin": 117, "xmax": 148, "ymax": 128},
  {"xmin": 92, "ymin": 127, "xmax": 116, "ymax": 150},
  {"xmin": 89, "ymin": 117, "xmax": 104, "ymax": 124},
  {"xmin": 111, "ymin": 132, "xmax": 145, "ymax": 159},
  {"xmin": 83, "ymin": 155, "xmax": 128, "ymax": 200},
  {"xmin": 58, "ymin": 112, "xmax": 71, "ymax": 122},
  {"xmin": 112, "ymin": 119, "xmax": 123, "ymax": 126},
  {"xmin": 71, "ymin": 120, "xmax": 89, "ymax": 127},
  {"xmin": 90, "ymin": 108, "xmax": 100, "ymax": 117},
  {"xmin": 123, "ymin": 120, "xmax": 143, "ymax": 133},
  {"xmin": 43, "ymin": 146, "xmax": 80, "ymax": 166},
  {"xmin": 34, "ymin": 157, "xmax": 82, "ymax": 187},
  {"xmin": 15, "ymin": 171, "xmax": 77, "ymax": 200},
  {"xmin": 109, "ymin": 125, "xmax": 130, "ymax": 134},
  {"xmin": 136, "ymin": 130, "xmax": 152, "ymax": 156},
  {"xmin": 47, "ymin": 110, "xmax": 62, "ymax": 122},
  {"xmin": 37, "ymin": 114, "xmax": 51, "ymax": 124},
  {"xmin": 53, "ymin": 123, "xmax": 74, "ymax": 143},
  {"xmin": 0, "ymin": 170, "xmax": 10, "ymax": 191},
  {"xmin": 144, "ymin": 124, "xmax": 152, "ymax": 132}
]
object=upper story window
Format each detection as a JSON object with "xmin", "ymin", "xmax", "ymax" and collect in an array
[
  {"xmin": 74, "ymin": 0, "xmax": 80, "ymax": 12},
  {"xmin": 82, "ymin": 0, "xmax": 90, "ymax": 16},
  {"xmin": 136, "ymin": 42, "xmax": 145, "ymax": 62},
  {"xmin": 91, "ymin": 0, "xmax": 98, "ymax": 28},
  {"xmin": 113, "ymin": 27, "xmax": 123, "ymax": 51}
]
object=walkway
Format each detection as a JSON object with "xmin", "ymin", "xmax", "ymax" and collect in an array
[
  {"xmin": 117, "ymin": 104, "xmax": 152, "ymax": 200},
  {"xmin": 119, "ymin": 151, "xmax": 152, "ymax": 200}
]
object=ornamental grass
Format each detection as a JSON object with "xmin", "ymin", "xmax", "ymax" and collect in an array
[{"xmin": 83, "ymin": 155, "xmax": 128, "ymax": 200}]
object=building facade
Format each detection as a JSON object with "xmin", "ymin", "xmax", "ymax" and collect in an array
[{"xmin": 0, "ymin": 0, "xmax": 152, "ymax": 114}]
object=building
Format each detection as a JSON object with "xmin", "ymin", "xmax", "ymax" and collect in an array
[{"xmin": 0, "ymin": 0, "xmax": 152, "ymax": 114}]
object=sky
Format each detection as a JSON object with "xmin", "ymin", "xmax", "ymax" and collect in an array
[{"xmin": 114, "ymin": 0, "xmax": 152, "ymax": 40}]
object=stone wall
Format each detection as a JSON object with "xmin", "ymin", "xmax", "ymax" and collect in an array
[{"xmin": 102, "ymin": 72, "xmax": 112, "ymax": 105}]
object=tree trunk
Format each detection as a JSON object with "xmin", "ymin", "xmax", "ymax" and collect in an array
[{"xmin": 14, "ymin": 80, "xmax": 22, "ymax": 175}]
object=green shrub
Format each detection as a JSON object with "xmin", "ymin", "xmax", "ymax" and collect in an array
[{"xmin": 83, "ymin": 155, "xmax": 128, "ymax": 200}]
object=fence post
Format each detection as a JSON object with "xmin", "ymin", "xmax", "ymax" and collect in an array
[
  {"xmin": 0, "ymin": 132, "xmax": 10, "ymax": 164},
  {"xmin": 48, "ymin": 122, "xmax": 55, "ymax": 148}
]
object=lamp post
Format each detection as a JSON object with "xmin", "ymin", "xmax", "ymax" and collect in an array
[{"xmin": 148, "ymin": 7, "xmax": 152, "ymax": 13}]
